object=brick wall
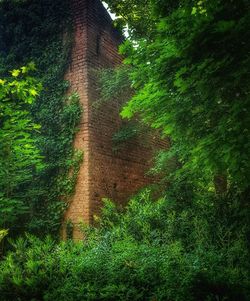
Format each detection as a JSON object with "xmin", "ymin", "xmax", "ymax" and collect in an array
[{"xmin": 62, "ymin": 0, "xmax": 168, "ymax": 240}]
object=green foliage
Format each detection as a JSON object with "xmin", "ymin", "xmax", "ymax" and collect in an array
[
  {"xmin": 106, "ymin": 0, "xmax": 250, "ymax": 193},
  {"xmin": 0, "ymin": 230, "xmax": 8, "ymax": 244},
  {"xmin": 94, "ymin": 3, "xmax": 250, "ymax": 299},
  {"xmin": 0, "ymin": 0, "xmax": 82, "ymax": 236},
  {"xmin": 65, "ymin": 220, "xmax": 74, "ymax": 240},
  {"xmin": 0, "ymin": 191, "xmax": 249, "ymax": 300},
  {"xmin": 103, "ymin": 0, "xmax": 156, "ymax": 37},
  {"xmin": 0, "ymin": 64, "xmax": 43, "ymax": 233},
  {"xmin": 0, "ymin": 1, "xmax": 249, "ymax": 299},
  {"xmin": 96, "ymin": 67, "xmax": 152, "ymax": 151},
  {"xmin": 111, "ymin": 122, "xmax": 140, "ymax": 151},
  {"xmin": 112, "ymin": 123, "xmax": 138, "ymax": 142},
  {"xmin": 95, "ymin": 67, "xmax": 133, "ymax": 109}
]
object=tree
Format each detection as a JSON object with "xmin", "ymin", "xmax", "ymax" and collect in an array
[
  {"xmin": 105, "ymin": 0, "xmax": 250, "ymax": 193},
  {"xmin": 0, "ymin": 63, "xmax": 43, "ymax": 234}
]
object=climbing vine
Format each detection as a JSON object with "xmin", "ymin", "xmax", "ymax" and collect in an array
[{"xmin": 0, "ymin": 0, "xmax": 82, "ymax": 237}]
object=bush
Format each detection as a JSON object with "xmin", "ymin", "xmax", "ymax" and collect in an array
[{"xmin": 0, "ymin": 191, "xmax": 249, "ymax": 301}]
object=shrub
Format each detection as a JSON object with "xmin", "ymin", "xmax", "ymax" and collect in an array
[{"xmin": 0, "ymin": 191, "xmax": 249, "ymax": 301}]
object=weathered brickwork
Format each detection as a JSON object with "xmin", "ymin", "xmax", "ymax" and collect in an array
[{"xmin": 63, "ymin": 0, "xmax": 168, "ymax": 239}]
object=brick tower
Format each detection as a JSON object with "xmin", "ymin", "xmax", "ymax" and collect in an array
[{"xmin": 63, "ymin": 0, "xmax": 166, "ymax": 239}]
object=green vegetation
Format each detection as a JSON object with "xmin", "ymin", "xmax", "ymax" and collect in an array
[
  {"xmin": 0, "ymin": 230, "xmax": 8, "ymax": 244},
  {"xmin": 109, "ymin": 0, "xmax": 250, "ymax": 194},
  {"xmin": 0, "ymin": 0, "xmax": 249, "ymax": 300},
  {"xmin": 0, "ymin": 192, "xmax": 249, "ymax": 300},
  {"xmin": 0, "ymin": 64, "xmax": 43, "ymax": 238},
  {"xmin": 0, "ymin": 0, "xmax": 82, "ymax": 237}
]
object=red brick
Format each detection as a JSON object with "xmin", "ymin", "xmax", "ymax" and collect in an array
[{"xmin": 62, "ymin": 0, "xmax": 168, "ymax": 240}]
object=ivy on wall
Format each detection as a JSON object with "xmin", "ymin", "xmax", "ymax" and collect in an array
[{"xmin": 0, "ymin": 0, "xmax": 82, "ymax": 237}]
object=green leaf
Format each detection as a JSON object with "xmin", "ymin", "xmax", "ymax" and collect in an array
[{"xmin": 11, "ymin": 69, "xmax": 21, "ymax": 77}]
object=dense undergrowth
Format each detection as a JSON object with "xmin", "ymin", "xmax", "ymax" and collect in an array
[{"xmin": 0, "ymin": 190, "xmax": 249, "ymax": 301}]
